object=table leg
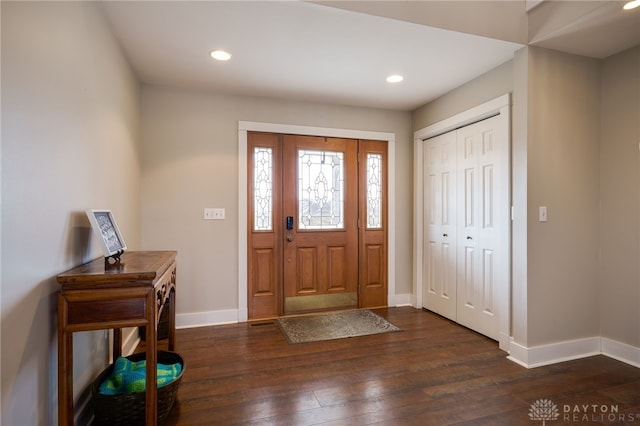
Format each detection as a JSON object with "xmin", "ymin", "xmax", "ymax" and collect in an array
[
  {"xmin": 145, "ymin": 291, "xmax": 158, "ymax": 426},
  {"xmin": 113, "ymin": 328, "xmax": 122, "ymax": 360},
  {"xmin": 168, "ymin": 290, "xmax": 176, "ymax": 351},
  {"xmin": 58, "ymin": 294, "xmax": 74, "ymax": 426}
]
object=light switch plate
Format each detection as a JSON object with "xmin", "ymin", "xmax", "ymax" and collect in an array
[
  {"xmin": 539, "ymin": 206, "xmax": 548, "ymax": 222},
  {"xmin": 204, "ymin": 208, "xmax": 225, "ymax": 220}
]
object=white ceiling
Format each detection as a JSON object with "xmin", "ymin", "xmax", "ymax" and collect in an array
[{"xmin": 100, "ymin": 1, "xmax": 640, "ymax": 112}]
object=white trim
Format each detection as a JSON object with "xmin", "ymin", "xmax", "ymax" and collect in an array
[
  {"xmin": 387, "ymin": 133, "xmax": 397, "ymax": 307},
  {"xmin": 177, "ymin": 309, "xmax": 239, "ymax": 329},
  {"xmin": 498, "ymin": 332, "xmax": 511, "ymax": 354},
  {"xmin": 507, "ymin": 336, "xmax": 640, "ymax": 369},
  {"xmin": 413, "ymin": 94, "xmax": 512, "ymax": 350},
  {"xmin": 414, "ymin": 94, "xmax": 511, "ymax": 142},
  {"xmin": 412, "ymin": 137, "xmax": 424, "ymax": 309},
  {"xmin": 393, "ymin": 293, "xmax": 414, "ymax": 307},
  {"xmin": 601, "ymin": 337, "xmax": 640, "ymax": 368},
  {"xmin": 506, "ymin": 340, "xmax": 531, "ymax": 368},
  {"xmin": 239, "ymin": 121, "xmax": 396, "ymax": 142},
  {"xmin": 107, "ymin": 328, "xmax": 141, "ymax": 361},
  {"xmin": 121, "ymin": 329, "xmax": 140, "ymax": 357},
  {"xmin": 238, "ymin": 129, "xmax": 249, "ymax": 322},
  {"xmin": 507, "ymin": 337, "xmax": 601, "ymax": 368},
  {"xmin": 238, "ymin": 121, "xmax": 397, "ymax": 321}
]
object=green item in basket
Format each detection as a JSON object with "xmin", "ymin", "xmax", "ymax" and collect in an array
[{"xmin": 98, "ymin": 355, "xmax": 182, "ymax": 395}]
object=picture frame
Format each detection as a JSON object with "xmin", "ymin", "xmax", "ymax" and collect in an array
[{"xmin": 86, "ymin": 209, "xmax": 127, "ymax": 258}]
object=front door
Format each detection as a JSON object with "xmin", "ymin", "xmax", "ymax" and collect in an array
[
  {"xmin": 247, "ymin": 132, "xmax": 387, "ymax": 319},
  {"xmin": 282, "ymin": 135, "xmax": 358, "ymax": 313}
]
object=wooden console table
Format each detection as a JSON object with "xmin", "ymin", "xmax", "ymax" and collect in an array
[{"xmin": 57, "ymin": 250, "xmax": 177, "ymax": 426}]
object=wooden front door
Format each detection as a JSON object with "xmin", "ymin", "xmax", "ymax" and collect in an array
[
  {"xmin": 247, "ymin": 132, "xmax": 387, "ymax": 319},
  {"xmin": 282, "ymin": 135, "xmax": 358, "ymax": 314}
]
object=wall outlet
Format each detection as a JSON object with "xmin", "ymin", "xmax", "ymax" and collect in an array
[{"xmin": 204, "ymin": 208, "xmax": 225, "ymax": 220}]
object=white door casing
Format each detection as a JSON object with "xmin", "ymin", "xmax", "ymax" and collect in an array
[{"xmin": 414, "ymin": 94, "xmax": 511, "ymax": 350}]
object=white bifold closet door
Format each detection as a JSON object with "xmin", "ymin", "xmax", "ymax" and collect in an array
[
  {"xmin": 423, "ymin": 131, "xmax": 457, "ymax": 320},
  {"xmin": 423, "ymin": 114, "xmax": 509, "ymax": 341}
]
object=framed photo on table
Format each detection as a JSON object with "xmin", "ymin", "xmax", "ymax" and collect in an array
[{"xmin": 86, "ymin": 209, "xmax": 127, "ymax": 258}]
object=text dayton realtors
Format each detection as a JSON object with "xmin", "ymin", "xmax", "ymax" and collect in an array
[{"xmin": 563, "ymin": 404, "xmax": 637, "ymax": 423}]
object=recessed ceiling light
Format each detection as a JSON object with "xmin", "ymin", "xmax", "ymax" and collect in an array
[
  {"xmin": 210, "ymin": 50, "xmax": 232, "ymax": 61},
  {"xmin": 386, "ymin": 74, "xmax": 404, "ymax": 83},
  {"xmin": 623, "ymin": 0, "xmax": 640, "ymax": 10}
]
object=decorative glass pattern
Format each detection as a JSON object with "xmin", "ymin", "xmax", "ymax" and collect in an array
[
  {"xmin": 298, "ymin": 150, "xmax": 344, "ymax": 229},
  {"xmin": 367, "ymin": 153, "xmax": 382, "ymax": 228},
  {"xmin": 253, "ymin": 147, "xmax": 273, "ymax": 231}
]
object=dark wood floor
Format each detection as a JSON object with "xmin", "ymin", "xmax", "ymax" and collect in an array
[{"xmin": 157, "ymin": 307, "xmax": 640, "ymax": 425}]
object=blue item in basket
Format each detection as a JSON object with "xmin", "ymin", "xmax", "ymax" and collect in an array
[{"xmin": 98, "ymin": 356, "xmax": 182, "ymax": 395}]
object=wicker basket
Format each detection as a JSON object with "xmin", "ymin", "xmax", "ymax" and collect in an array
[{"xmin": 91, "ymin": 351, "xmax": 184, "ymax": 426}]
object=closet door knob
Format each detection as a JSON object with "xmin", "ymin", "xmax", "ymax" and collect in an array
[
  {"xmin": 466, "ymin": 236, "xmax": 473, "ymax": 240},
  {"xmin": 443, "ymin": 233, "xmax": 448, "ymax": 237}
]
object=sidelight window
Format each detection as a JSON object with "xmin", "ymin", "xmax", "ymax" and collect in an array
[
  {"xmin": 253, "ymin": 147, "xmax": 273, "ymax": 231},
  {"xmin": 366, "ymin": 153, "xmax": 383, "ymax": 229}
]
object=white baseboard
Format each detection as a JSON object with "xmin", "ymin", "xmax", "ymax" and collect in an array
[
  {"xmin": 107, "ymin": 327, "xmax": 141, "ymax": 360},
  {"xmin": 507, "ymin": 337, "xmax": 601, "ymax": 368},
  {"xmin": 498, "ymin": 332, "xmax": 511, "ymax": 352},
  {"xmin": 176, "ymin": 309, "xmax": 239, "ymax": 329},
  {"xmin": 601, "ymin": 337, "xmax": 640, "ymax": 368},
  {"xmin": 121, "ymin": 327, "xmax": 140, "ymax": 356},
  {"xmin": 176, "ymin": 298, "xmax": 417, "ymax": 330},
  {"xmin": 507, "ymin": 336, "xmax": 640, "ymax": 369},
  {"xmin": 393, "ymin": 293, "xmax": 414, "ymax": 307}
]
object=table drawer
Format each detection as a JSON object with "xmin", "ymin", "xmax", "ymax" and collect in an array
[{"xmin": 67, "ymin": 297, "xmax": 146, "ymax": 325}]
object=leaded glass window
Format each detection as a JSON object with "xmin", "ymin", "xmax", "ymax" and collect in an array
[
  {"xmin": 253, "ymin": 147, "xmax": 273, "ymax": 231},
  {"xmin": 367, "ymin": 153, "xmax": 382, "ymax": 228},
  {"xmin": 298, "ymin": 149, "xmax": 344, "ymax": 229}
]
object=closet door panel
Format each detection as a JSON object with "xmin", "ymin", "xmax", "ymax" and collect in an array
[
  {"xmin": 456, "ymin": 115, "xmax": 507, "ymax": 341},
  {"xmin": 422, "ymin": 131, "xmax": 457, "ymax": 320}
]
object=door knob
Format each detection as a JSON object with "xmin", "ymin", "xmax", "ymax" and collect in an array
[
  {"xmin": 443, "ymin": 233, "xmax": 448, "ymax": 237},
  {"xmin": 286, "ymin": 235, "xmax": 293, "ymax": 242}
]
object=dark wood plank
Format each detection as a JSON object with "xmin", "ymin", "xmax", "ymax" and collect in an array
[{"xmin": 141, "ymin": 307, "xmax": 640, "ymax": 425}]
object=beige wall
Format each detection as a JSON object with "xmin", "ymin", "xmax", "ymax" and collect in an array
[
  {"xmin": 140, "ymin": 86, "xmax": 413, "ymax": 318},
  {"xmin": 599, "ymin": 46, "xmax": 640, "ymax": 347},
  {"xmin": 412, "ymin": 60, "xmax": 514, "ymax": 131},
  {"xmin": 1, "ymin": 2, "xmax": 141, "ymax": 424},
  {"xmin": 526, "ymin": 47, "xmax": 601, "ymax": 346}
]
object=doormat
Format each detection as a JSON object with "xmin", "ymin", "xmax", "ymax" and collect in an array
[{"xmin": 275, "ymin": 310, "xmax": 401, "ymax": 344}]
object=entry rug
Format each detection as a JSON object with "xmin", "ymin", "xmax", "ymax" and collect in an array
[{"xmin": 276, "ymin": 309, "xmax": 401, "ymax": 344}]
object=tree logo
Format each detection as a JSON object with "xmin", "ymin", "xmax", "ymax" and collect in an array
[{"xmin": 529, "ymin": 399, "xmax": 559, "ymax": 425}]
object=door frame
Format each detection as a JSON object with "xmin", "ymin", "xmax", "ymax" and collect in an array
[
  {"xmin": 413, "ymin": 93, "xmax": 512, "ymax": 351},
  {"xmin": 238, "ymin": 121, "xmax": 396, "ymax": 322}
]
